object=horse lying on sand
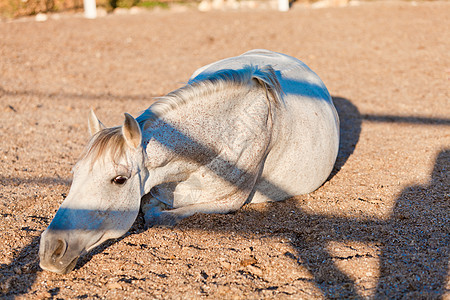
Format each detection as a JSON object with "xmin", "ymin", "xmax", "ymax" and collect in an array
[{"xmin": 39, "ymin": 49, "xmax": 339, "ymax": 274}]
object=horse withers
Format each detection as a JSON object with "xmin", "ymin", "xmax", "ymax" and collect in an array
[{"xmin": 39, "ymin": 50, "xmax": 339, "ymax": 274}]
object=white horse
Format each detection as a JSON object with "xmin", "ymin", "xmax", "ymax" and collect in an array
[{"xmin": 39, "ymin": 49, "xmax": 339, "ymax": 274}]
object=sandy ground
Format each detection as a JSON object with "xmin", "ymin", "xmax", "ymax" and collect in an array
[{"xmin": 0, "ymin": 1, "xmax": 449, "ymax": 299}]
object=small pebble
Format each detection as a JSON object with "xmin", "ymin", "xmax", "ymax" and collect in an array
[
  {"xmin": 107, "ymin": 282, "xmax": 122, "ymax": 290},
  {"xmin": 246, "ymin": 265, "xmax": 263, "ymax": 277},
  {"xmin": 240, "ymin": 256, "xmax": 257, "ymax": 267},
  {"xmin": 220, "ymin": 261, "xmax": 231, "ymax": 269}
]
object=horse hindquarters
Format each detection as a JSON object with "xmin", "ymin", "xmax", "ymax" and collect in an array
[{"xmin": 250, "ymin": 96, "xmax": 339, "ymax": 204}]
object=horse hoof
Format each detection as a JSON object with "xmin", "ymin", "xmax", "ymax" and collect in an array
[{"xmin": 144, "ymin": 211, "xmax": 180, "ymax": 228}]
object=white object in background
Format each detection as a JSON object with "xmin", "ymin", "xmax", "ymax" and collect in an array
[
  {"xmin": 83, "ymin": 0, "xmax": 97, "ymax": 19},
  {"xmin": 35, "ymin": 12, "xmax": 48, "ymax": 21},
  {"xmin": 278, "ymin": 0, "xmax": 289, "ymax": 11}
]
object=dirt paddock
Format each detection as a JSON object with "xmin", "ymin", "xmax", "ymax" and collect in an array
[{"xmin": 0, "ymin": 1, "xmax": 449, "ymax": 298}]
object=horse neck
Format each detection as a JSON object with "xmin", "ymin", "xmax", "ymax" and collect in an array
[{"xmin": 141, "ymin": 85, "xmax": 254, "ymax": 164}]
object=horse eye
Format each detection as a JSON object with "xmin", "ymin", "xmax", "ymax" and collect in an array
[{"xmin": 112, "ymin": 175, "xmax": 128, "ymax": 185}]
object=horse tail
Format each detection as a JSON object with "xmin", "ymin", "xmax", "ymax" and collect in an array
[{"xmin": 251, "ymin": 65, "xmax": 283, "ymax": 108}]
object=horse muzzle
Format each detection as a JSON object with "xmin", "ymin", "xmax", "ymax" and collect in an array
[{"xmin": 39, "ymin": 229, "xmax": 84, "ymax": 274}]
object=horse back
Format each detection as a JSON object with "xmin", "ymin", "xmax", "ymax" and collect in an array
[{"xmin": 190, "ymin": 50, "xmax": 339, "ymax": 203}]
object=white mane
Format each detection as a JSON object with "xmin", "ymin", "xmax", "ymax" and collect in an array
[{"xmin": 138, "ymin": 65, "xmax": 282, "ymax": 130}]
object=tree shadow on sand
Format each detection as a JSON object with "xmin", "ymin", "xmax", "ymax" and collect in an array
[
  {"xmin": 288, "ymin": 148, "xmax": 449, "ymax": 298},
  {"xmin": 374, "ymin": 149, "xmax": 449, "ymax": 298}
]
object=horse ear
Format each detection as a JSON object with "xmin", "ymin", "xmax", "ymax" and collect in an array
[
  {"xmin": 88, "ymin": 109, "xmax": 105, "ymax": 136},
  {"xmin": 122, "ymin": 113, "xmax": 142, "ymax": 149}
]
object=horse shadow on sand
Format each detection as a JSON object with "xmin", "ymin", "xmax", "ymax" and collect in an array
[{"xmin": 1, "ymin": 97, "xmax": 448, "ymax": 299}]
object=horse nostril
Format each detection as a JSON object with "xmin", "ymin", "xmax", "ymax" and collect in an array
[{"xmin": 51, "ymin": 239, "xmax": 66, "ymax": 261}]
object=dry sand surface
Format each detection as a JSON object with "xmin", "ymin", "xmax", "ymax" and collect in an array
[{"xmin": 0, "ymin": 1, "xmax": 449, "ymax": 298}]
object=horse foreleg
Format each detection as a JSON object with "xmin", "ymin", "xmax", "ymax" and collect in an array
[
  {"xmin": 140, "ymin": 194, "xmax": 170, "ymax": 227},
  {"xmin": 146, "ymin": 193, "xmax": 248, "ymax": 227}
]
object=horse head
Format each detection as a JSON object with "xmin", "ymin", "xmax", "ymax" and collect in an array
[{"xmin": 39, "ymin": 111, "xmax": 148, "ymax": 274}]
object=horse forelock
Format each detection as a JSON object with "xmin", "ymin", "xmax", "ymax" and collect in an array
[
  {"xmin": 80, "ymin": 126, "xmax": 127, "ymax": 167},
  {"xmin": 140, "ymin": 65, "xmax": 283, "ymax": 130}
]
